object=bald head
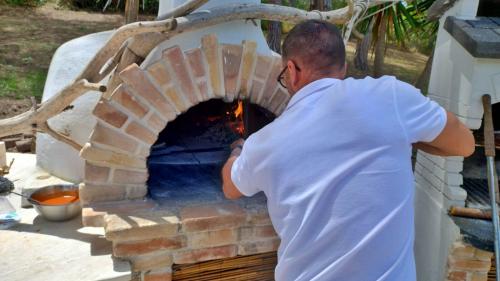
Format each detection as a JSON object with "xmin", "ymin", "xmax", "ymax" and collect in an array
[{"xmin": 282, "ymin": 20, "xmax": 346, "ymax": 75}]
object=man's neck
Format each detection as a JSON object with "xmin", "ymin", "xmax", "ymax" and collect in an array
[{"xmin": 290, "ymin": 73, "xmax": 344, "ymax": 96}]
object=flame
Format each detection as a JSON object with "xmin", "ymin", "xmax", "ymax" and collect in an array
[
  {"xmin": 227, "ymin": 100, "xmax": 245, "ymax": 137},
  {"xmin": 235, "ymin": 101, "xmax": 243, "ymax": 119}
]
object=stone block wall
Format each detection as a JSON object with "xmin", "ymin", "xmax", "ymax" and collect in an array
[{"xmin": 104, "ymin": 203, "xmax": 279, "ymax": 280}]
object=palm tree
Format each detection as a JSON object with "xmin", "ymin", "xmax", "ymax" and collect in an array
[{"xmin": 353, "ymin": 0, "xmax": 439, "ymax": 81}]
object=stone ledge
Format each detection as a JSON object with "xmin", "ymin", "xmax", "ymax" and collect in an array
[
  {"xmin": 82, "ymin": 199, "xmax": 157, "ymax": 227},
  {"xmin": 105, "ymin": 211, "xmax": 180, "ymax": 242},
  {"xmin": 180, "ymin": 203, "xmax": 247, "ymax": 232}
]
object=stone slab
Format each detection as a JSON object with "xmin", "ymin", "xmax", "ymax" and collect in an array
[{"xmin": 445, "ymin": 16, "xmax": 500, "ymax": 58}]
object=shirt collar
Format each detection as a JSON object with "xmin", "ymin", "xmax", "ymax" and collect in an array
[{"xmin": 284, "ymin": 78, "xmax": 339, "ymax": 111}]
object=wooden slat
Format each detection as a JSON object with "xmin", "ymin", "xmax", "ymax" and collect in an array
[{"xmin": 173, "ymin": 252, "xmax": 277, "ymax": 281}]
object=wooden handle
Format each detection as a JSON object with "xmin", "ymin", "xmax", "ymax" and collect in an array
[
  {"xmin": 482, "ymin": 94, "xmax": 496, "ymax": 157},
  {"xmin": 449, "ymin": 206, "xmax": 492, "ymax": 220}
]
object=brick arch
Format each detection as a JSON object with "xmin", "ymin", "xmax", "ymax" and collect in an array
[{"xmin": 79, "ymin": 34, "xmax": 291, "ymax": 206}]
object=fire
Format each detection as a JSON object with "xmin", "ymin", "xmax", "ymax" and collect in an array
[
  {"xmin": 227, "ymin": 100, "xmax": 245, "ymax": 137},
  {"xmin": 235, "ymin": 100, "xmax": 243, "ymax": 119}
]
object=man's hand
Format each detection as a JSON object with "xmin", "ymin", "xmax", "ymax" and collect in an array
[
  {"xmin": 229, "ymin": 138, "xmax": 244, "ymax": 157},
  {"xmin": 222, "ymin": 139, "xmax": 245, "ymax": 200}
]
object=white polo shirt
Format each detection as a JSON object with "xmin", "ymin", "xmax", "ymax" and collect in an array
[{"xmin": 231, "ymin": 76, "xmax": 446, "ymax": 281}]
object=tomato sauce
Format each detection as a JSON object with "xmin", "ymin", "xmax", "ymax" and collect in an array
[
  {"xmin": 32, "ymin": 190, "xmax": 79, "ymax": 205},
  {"xmin": 40, "ymin": 195, "xmax": 78, "ymax": 205}
]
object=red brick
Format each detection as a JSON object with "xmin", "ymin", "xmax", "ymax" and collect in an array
[
  {"xmin": 180, "ymin": 204, "xmax": 246, "ymax": 232},
  {"xmin": 238, "ymin": 238, "xmax": 280, "ymax": 255},
  {"xmin": 260, "ymin": 58, "xmax": 282, "ymax": 107},
  {"xmin": 105, "ymin": 211, "xmax": 180, "ymax": 242},
  {"xmin": 239, "ymin": 40, "xmax": 257, "ymax": 99},
  {"xmin": 246, "ymin": 205, "xmax": 272, "ymax": 225},
  {"xmin": 84, "ymin": 162, "xmax": 110, "ymax": 183},
  {"xmin": 185, "ymin": 48, "xmax": 206, "ymax": 78},
  {"xmin": 93, "ymin": 100, "xmax": 128, "ymax": 128},
  {"xmin": 447, "ymin": 271, "xmax": 467, "ymax": 281},
  {"xmin": 113, "ymin": 236, "xmax": 185, "ymax": 257},
  {"xmin": 195, "ymin": 80, "xmax": 209, "ymax": 102},
  {"xmin": 113, "ymin": 168, "xmax": 148, "ymax": 185},
  {"xmin": 222, "ymin": 44, "xmax": 243, "ymax": 101},
  {"xmin": 471, "ymin": 272, "xmax": 488, "ymax": 281},
  {"xmin": 110, "ymin": 84, "xmax": 149, "ymax": 119},
  {"xmin": 91, "ymin": 122, "xmax": 139, "ymax": 153},
  {"xmin": 147, "ymin": 61, "xmax": 172, "ymax": 88},
  {"xmin": 253, "ymin": 55, "xmax": 273, "ymax": 80},
  {"xmin": 162, "ymin": 46, "xmax": 199, "ymax": 105},
  {"xmin": 448, "ymin": 257, "xmax": 491, "ymax": 272},
  {"xmin": 173, "ymin": 245, "xmax": 237, "ymax": 264},
  {"xmin": 125, "ymin": 121, "xmax": 157, "ymax": 145},
  {"xmin": 187, "ymin": 229, "xmax": 238, "ymax": 249},
  {"xmin": 119, "ymin": 64, "xmax": 176, "ymax": 121},
  {"xmin": 130, "ymin": 252, "xmax": 173, "ymax": 271},
  {"xmin": 268, "ymin": 87, "xmax": 290, "ymax": 114},
  {"xmin": 249, "ymin": 80, "xmax": 264, "ymax": 104},
  {"xmin": 83, "ymin": 199, "xmax": 156, "ymax": 226},
  {"xmin": 79, "ymin": 183, "xmax": 127, "ymax": 205},
  {"xmin": 147, "ymin": 113, "xmax": 166, "ymax": 133},
  {"xmin": 201, "ymin": 34, "xmax": 224, "ymax": 98},
  {"xmin": 82, "ymin": 206, "xmax": 106, "ymax": 227},
  {"xmin": 239, "ymin": 225, "xmax": 277, "ymax": 241},
  {"xmin": 126, "ymin": 185, "xmax": 147, "ymax": 200},
  {"xmin": 80, "ymin": 143, "xmax": 146, "ymax": 170}
]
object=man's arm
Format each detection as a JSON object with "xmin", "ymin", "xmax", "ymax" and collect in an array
[
  {"xmin": 222, "ymin": 139, "xmax": 245, "ymax": 200},
  {"xmin": 413, "ymin": 111, "xmax": 475, "ymax": 157}
]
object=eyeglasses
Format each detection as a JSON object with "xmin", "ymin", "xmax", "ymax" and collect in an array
[{"xmin": 277, "ymin": 62, "xmax": 301, "ymax": 89}]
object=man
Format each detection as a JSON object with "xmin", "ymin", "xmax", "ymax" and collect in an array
[{"xmin": 221, "ymin": 20, "xmax": 474, "ymax": 281}]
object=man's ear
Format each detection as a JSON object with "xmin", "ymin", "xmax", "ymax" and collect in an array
[
  {"xmin": 340, "ymin": 63, "xmax": 347, "ymax": 79},
  {"xmin": 287, "ymin": 60, "xmax": 300, "ymax": 91}
]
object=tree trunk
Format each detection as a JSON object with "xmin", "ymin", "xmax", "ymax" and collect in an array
[
  {"xmin": 415, "ymin": 49, "xmax": 434, "ymax": 93},
  {"xmin": 373, "ymin": 12, "xmax": 388, "ymax": 78},
  {"xmin": 267, "ymin": 0, "xmax": 282, "ymax": 53},
  {"xmin": 125, "ymin": 0, "xmax": 140, "ymax": 24},
  {"xmin": 310, "ymin": 0, "xmax": 326, "ymax": 11},
  {"xmin": 354, "ymin": 17, "xmax": 375, "ymax": 71}
]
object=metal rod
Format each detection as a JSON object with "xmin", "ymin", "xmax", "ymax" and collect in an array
[
  {"xmin": 482, "ymin": 94, "xmax": 500, "ymax": 281},
  {"xmin": 486, "ymin": 157, "xmax": 500, "ymax": 281}
]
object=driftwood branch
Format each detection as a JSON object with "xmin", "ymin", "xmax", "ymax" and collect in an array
[
  {"xmin": 38, "ymin": 122, "xmax": 83, "ymax": 151},
  {"xmin": 0, "ymin": 1, "xmax": 399, "ymax": 147},
  {"xmin": 156, "ymin": 0, "xmax": 210, "ymax": 21},
  {"xmin": 0, "ymin": 80, "xmax": 106, "ymax": 138},
  {"xmin": 427, "ymin": 0, "xmax": 459, "ymax": 21},
  {"xmin": 77, "ymin": 1, "xmax": 395, "ymax": 84}
]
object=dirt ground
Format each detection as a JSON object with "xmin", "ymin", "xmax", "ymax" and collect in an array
[
  {"xmin": 0, "ymin": 2, "xmax": 428, "ymax": 120},
  {"xmin": 0, "ymin": 1, "xmax": 124, "ymax": 118}
]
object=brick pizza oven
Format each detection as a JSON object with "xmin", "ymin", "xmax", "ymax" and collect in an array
[{"xmin": 79, "ymin": 33, "xmax": 289, "ymax": 280}]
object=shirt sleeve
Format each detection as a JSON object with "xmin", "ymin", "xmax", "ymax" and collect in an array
[
  {"xmin": 230, "ymin": 138, "xmax": 261, "ymax": 197},
  {"xmin": 394, "ymin": 80, "xmax": 447, "ymax": 144}
]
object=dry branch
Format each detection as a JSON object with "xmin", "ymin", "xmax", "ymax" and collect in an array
[
  {"xmin": 77, "ymin": 1, "xmax": 394, "ymax": 84},
  {"xmin": 0, "ymin": 0, "xmax": 399, "ymax": 147},
  {"xmin": 156, "ymin": 0, "xmax": 210, "ymax": 21},
  {"xmin": 0, "ymin": 80, "xmax": 106, "ymax": 138},
  {"xmin": 38, "ymin": 122, "xmax": 83, "ymax": 151}
]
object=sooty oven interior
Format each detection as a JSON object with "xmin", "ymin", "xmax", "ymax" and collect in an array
[{"xmin": 146, "ymin": 99, "xmax": 275, "ymax": 204}]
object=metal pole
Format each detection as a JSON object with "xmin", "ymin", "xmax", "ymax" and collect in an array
[{"xmin": 482, "ymin": 94, "xmax": 500, "ymax": 280}]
